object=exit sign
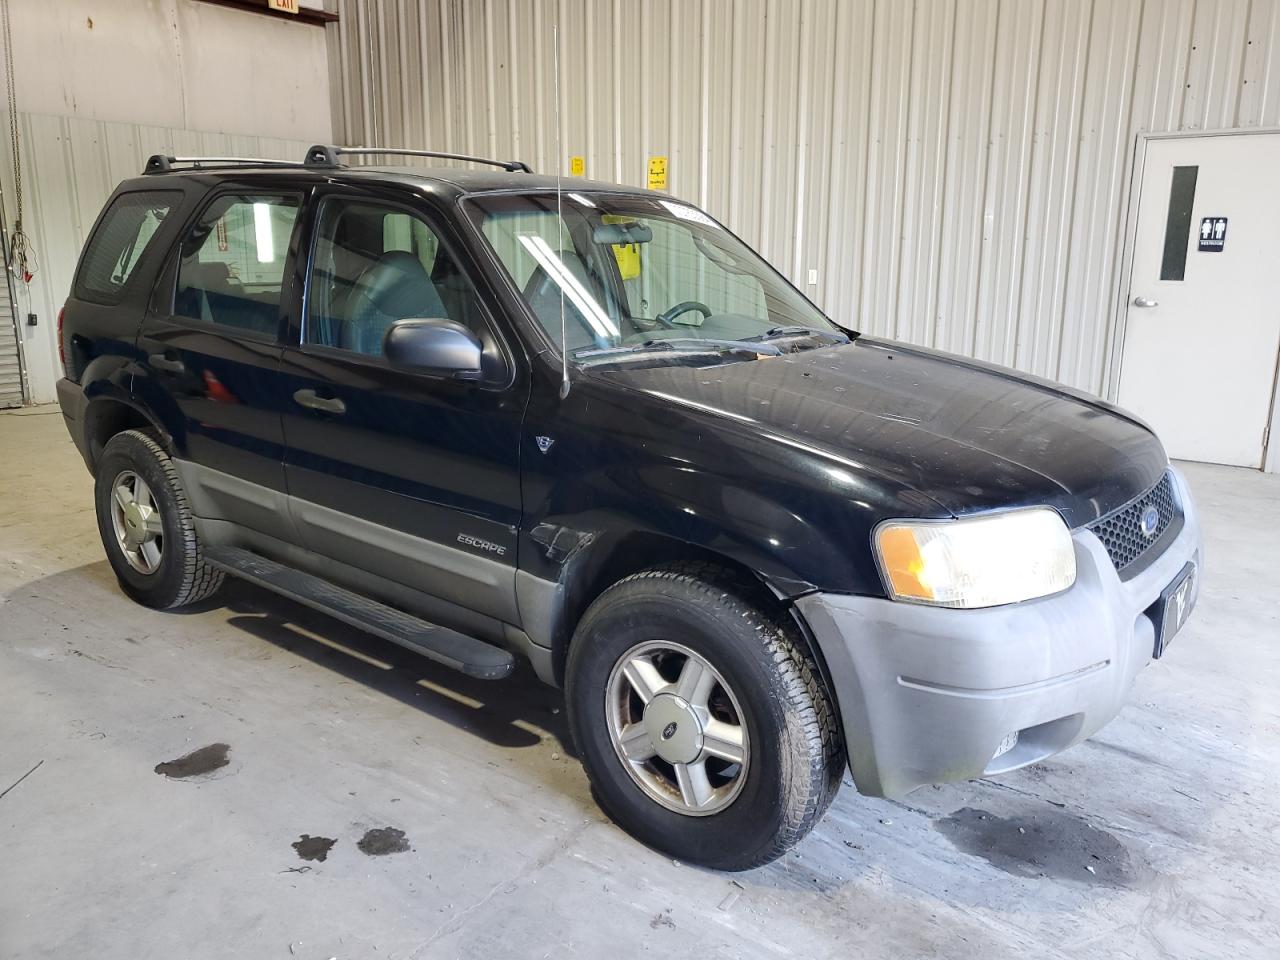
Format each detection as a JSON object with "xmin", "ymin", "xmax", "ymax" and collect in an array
[{"xmin": 267, "ymin": 0, "xmax": 300, "ymax": 13}]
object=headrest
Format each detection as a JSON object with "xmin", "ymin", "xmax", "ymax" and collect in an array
[
  {"xmin": 183, "ymin": 259, "xmax": 234, "ymax": 289},
  {"xmin": 355, "ymin": 250, "xmax": 437, "ymax": 317}
]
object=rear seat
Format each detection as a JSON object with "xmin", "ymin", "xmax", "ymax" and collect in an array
[{"xmin": 175, "ymin": 260, "xmax": 281, "ymax": 335}]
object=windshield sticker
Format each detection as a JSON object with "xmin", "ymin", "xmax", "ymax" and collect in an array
[{"xmin": 659, "ymin": 201, "xmax": 719, "ymax": 229}]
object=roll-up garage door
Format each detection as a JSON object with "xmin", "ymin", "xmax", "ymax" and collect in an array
[{"xmin": 0, "ymin": 270, "xmax": 23, "ymax": 407}]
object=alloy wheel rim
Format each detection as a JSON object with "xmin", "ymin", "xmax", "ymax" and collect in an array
[
  {"xmin": 109, "ymin": 470, "xmax": 164, "ymax": 575},
  {"xmin": 605, "ymin": 640, "xmax": 750, "ymax": 817}
]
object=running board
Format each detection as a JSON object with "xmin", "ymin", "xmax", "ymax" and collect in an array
[{"xmin": 203, "ymin": 546, "xmax": 515, "ymax": 680}]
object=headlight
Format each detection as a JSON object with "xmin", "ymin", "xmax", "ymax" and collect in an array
[{"xmin": 874, "ymin": 508, "xmax": 1076, "ymax": 608}]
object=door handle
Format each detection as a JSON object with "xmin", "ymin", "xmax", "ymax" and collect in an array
[
  {"xmin": 1132, "ymin": 296, "xmax": 1159, "ymax": 308},
  {"xmin": 293, "ymin": 388, "xmax": 346, "ymax": 414},
  {"xmin": 149, "ymin": 353, "xmax": 185, "ymax": 373}
]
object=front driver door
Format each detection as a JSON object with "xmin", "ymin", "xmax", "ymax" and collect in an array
[{"xmin": 278, "ymin": 190, "xmax": 528, "ymax": 625}]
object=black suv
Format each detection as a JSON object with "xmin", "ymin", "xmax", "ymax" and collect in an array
[{"xmin": 56, "ymin": 146, "xmax": 1202, "ymax": 870}]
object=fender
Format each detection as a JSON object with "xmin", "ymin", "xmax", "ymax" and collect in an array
[
  {"xmin": 516, "ymin": 510, "xmax": 855, "ymax": 687},
  {"xmin": 513, "ymin": 372, "xmax": 940, "ymax": 681},
  {"xmin": 73, "ymin": 355, "xmax": 172, "ymax": 469},
  {"xmin": 118, "ymin": 359, "xmax": 194, "ymax": 458},
  {"xmin": 515, "ymin": 526, "xmax": 789, "ymax": 686},
  {"xmin": 515, "ymin": 454, "xmax": 891, "ymax": 683}
]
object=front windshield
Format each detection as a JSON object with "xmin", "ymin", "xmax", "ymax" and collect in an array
[{"xmin": 468, "ymin": 192, "xmax": 848, "ymax": 364}]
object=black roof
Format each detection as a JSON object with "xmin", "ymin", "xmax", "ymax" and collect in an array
[
  {"xmin": 348, "ymin": 165, "xmax": 663, "ymax": 198},
  {"xmin": 136, "ymin": 160, "xmax": 662, "ymax": 202}
]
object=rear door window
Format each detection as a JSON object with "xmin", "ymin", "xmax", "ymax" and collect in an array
[
  {"xmin": 75, "ymin": 190, "xmax": 181, "ymax": 304},
  {"xmin": 174, "ymin": 194, "xmax": 301, "ymax": 337}
]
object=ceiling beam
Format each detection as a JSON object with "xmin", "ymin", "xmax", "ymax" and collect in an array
[{"xmin": 191, "ymin": 0, "xmax": 339, "ymax": 28}]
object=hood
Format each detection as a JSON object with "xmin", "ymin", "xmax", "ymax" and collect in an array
[{"xmin": 597, "ymin": 337, "xmax": 1168, "ymax": 528}]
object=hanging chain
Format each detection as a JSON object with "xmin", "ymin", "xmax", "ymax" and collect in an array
[{"xmin": 1, "ymin": 0, "xmax": 32, "ymax": 283}]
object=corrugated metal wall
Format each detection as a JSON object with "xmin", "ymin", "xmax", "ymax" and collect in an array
[
  {"xmin": 0, "ymin": 111, "xmax": 317, "ymax": 403},
  {"xmin": 328, "ymin": 0, "xmax": 1280, "ymax": 397}
]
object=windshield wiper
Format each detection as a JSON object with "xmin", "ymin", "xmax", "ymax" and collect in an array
[
  {"xmin": 574, "ymin": 337, "xmax": 782, "ymax": 361},
  {"xmin": 741, "ymin": 325, "xmax": 851, "ymax": 343}
]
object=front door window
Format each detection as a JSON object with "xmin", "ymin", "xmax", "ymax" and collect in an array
[{"xmin": 305, "ymin": 199, "xmax": 486, "ymax": 357}]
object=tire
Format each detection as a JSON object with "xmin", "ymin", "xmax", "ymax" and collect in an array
[
  {"xmin": 93, "ymin": 429, "xmax": 223, "ymax": 609},
  {"xmin": 566, "ymin": 563, "xmax": 844, "ymax": 871}
]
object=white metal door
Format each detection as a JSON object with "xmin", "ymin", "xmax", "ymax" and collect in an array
[{"xmin": 1118, "ymin": 132, "xmax": 1280, "ymax": 469}]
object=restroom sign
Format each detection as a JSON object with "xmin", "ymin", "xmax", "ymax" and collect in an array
[{"xmin": 1198, "ymin": 217, "xmax": 1228, "ymax": 252}]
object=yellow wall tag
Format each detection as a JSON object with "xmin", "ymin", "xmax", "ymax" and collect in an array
[
  {"xmin": 569, "ymin": 155, "xmax": 585, "ymax": 177},
  {"xmin": 647, "ymin": 156, "xmax": 668, "ymax": 191}
]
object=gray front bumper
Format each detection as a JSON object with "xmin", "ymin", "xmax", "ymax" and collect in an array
[{"xmin": 796, "ymin": 467, "xmax": 1203, "ymax": 799}]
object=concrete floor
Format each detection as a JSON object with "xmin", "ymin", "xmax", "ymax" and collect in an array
[{"xmin": 1, "ymin": 405, "xmax": 1278, "ymax": 960}]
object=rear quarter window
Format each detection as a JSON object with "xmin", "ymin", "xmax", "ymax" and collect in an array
[{"xmin": 75, "ymin": 190, "xmax": 182, "ymax": 305}]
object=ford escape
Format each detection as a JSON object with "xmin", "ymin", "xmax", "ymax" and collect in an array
[{"xmin": 55, "ymin": 146, "xmax": 1202, "ymax": 870}]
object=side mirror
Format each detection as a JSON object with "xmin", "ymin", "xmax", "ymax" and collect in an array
[{"xmin": 383, "ymin": 318, "xmax": 483, "ymax": 378}]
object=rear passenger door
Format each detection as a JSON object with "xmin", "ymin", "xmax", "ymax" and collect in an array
[
  {"xmin": 133, "ymin": 187, "xmax": 304, "ymax": 542},
  {"xmin": 278, "ymin": 190, "xmax": 527, "ymax": 624}
]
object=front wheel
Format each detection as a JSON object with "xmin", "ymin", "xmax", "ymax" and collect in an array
[{"xmin": 566, "ymin": 564, "xmax": 844, "ymax": 870}]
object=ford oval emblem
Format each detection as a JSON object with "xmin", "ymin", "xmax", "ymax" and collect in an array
[{"xmin": 1139, "ymin": 505, "xmax": 1160, "ymax": 538}]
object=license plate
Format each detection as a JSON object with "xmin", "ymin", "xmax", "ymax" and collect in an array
[{"xmin": 1152, "ymin": 561, "xmax": 1197, "ymax": 658}]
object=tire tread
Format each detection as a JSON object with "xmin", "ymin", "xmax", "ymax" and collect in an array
[
  {"xmin": 99, "ymin": 430, "xmax": 223, "ymax": 608},
  {"xmin": 595, "ymin": 561, "xmax": 845, "ymax": 869}
]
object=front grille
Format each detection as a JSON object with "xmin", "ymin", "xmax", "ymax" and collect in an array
[{"xmin": 1087, "ymin": 472, "xmax": 1181, "ymax": 579}]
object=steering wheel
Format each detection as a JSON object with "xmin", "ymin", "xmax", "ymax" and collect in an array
[{"xmin": 653, "ymin": 300, "xmax": 713, "ymax": 329}]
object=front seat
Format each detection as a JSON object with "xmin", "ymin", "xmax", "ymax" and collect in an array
[
  {"xmin": 342, "ymin": 250, "xmax": 448, "ymax": 355},
  {"xmin": 522, "ymin": 250, "xmax": 612, "ymax": 352}
]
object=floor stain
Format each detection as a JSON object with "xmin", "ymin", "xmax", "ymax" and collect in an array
[
  {"xmin": 153, "ymin": 743, "xmax": 230, "ymax": 779},
  {"xmin": 934, "ymin": 806, "xmax": 1136, "ymax": 887},
  {"xmin": 649, "ymin": 909, "xmax": 676, "ymax": 930},
  {"xmin": 357, "ymin": 827, "xmax": 410, "ymax": 856},
  {"xmin": 292, "ymin": 835, "xmax": 337, "ymax": 862}
]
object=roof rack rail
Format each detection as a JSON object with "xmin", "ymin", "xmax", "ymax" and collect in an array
[
  {"xmin": 144, "ymin": 154, "xmax": 301, "ymax": 175},
  {"xmin": 304, "ymin": 144, "xmax": 533, "ymax": 174}
]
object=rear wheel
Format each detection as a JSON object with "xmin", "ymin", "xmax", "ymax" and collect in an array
[
  {"xmin": 567, "ymin": 564, "xmax": 843, "ymax": 870},
  {"xmin": 94, "ymin": 430, "xmax": 223, "ymax": 609}
]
